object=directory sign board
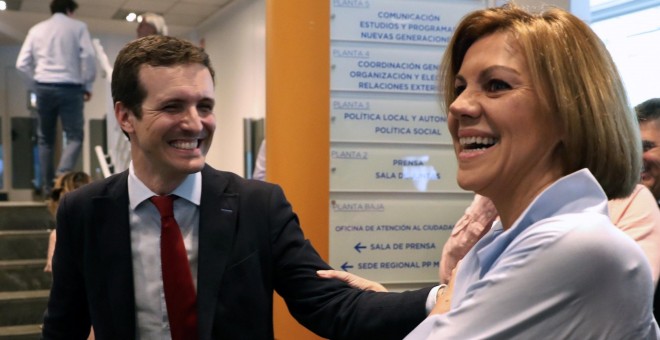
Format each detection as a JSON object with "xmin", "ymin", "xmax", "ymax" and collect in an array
[
  {"xmin": 331, "ymin": 0, "xmax": 485, "ymax": 46},
  {"xmin": 330, "ymin": 96, "xmax": 451, "ymax": 144},
  {"xmin": 329, "ymin": 0, "xmax": 485, "ymax": 283},
  {"xmin": 330, "ymin": 145, "xmax": 461, "ymax": 193},
  {"xmin": 329, "ymin": 194, "xmax": 472, "ymax": 283}
]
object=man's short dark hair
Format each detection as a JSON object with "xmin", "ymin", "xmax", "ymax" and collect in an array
[
  {"xmin": 50, "ymin": 0, "xmax": 78, "ymax": 14},
  {"xmin": 635, "ymin": 98, "xmax": 660, "ymax": 123},
  {"xmin": 111, "ymin": 35, "xmax": 215, "ymax": 121}
]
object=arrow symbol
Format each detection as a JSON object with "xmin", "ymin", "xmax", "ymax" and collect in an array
[
  {"xmin": 341, "ymin": 262, "xmax": 354, "ymax": 271},
  {"xmin": 354, "ymin": 242, "xmax": 367, "ymax": 253}
]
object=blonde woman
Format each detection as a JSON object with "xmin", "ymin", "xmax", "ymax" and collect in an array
[
  {"xmin": 44, "ymin": 171, "xmax": 92, "ymax": 272},
  {"xmin": 404, "ymin": 4, "xmax": 658, "ymax": 338}
]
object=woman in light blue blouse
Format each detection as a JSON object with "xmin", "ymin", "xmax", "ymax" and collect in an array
[{"xmin": 406, "ymin": 4, "xmax": 659, "ymax": 339}]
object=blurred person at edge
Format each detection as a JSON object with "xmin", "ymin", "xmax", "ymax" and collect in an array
[
  {"xmin": 638, "ymin": 98, "xmax": 660, "ymax": 206},
  {"xmin": 636, "ymin": 97, "xmax": 660, "ymax": 324}
]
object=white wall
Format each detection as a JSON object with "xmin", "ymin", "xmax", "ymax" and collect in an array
[
  {"xmin": 198, "ymin": 0, "xmax": 266, "ymax": 176},
  {"xmin": 86, "ymin": 33, "xmax": 135, "ymax": 124}
]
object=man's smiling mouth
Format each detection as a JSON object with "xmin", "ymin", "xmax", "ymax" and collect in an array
[{"xmin": 170, "ymin": 140, "xmax": 201, "ymax": 150}]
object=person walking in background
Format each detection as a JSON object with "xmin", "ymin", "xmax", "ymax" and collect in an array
[
  {"xmin": 15, "ymin": 0, "xmax": 96, "ymax": 199},
  {"xmin": 136, "ymin": 12, "xmax": 169, "ymax": 38}
]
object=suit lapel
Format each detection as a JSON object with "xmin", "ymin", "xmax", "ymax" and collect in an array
[
  {"xmin": 197, "ymin": 167, "xmax": 238, "ymax": 338},
  {"xmin": 90, "ymin": 172, "xmax": 136, "ymax": 337}
]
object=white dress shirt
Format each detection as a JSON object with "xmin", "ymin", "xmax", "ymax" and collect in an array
[
  {"xmin": 128, "ymin": 163, "xmax": 200, "ymax": 340},
  {"xmin": 15, "ymin": 13, "xmax": 97, "ymax": 92}
]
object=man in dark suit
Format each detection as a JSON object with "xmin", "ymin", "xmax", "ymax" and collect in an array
[{"xmin": 42, "ymin": 35, "xmax": 433, "ymax": 340}]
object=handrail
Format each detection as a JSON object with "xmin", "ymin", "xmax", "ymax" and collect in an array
[{"xmin": 94, "ymin": 145, "xmax": 112, "ymax": 178}]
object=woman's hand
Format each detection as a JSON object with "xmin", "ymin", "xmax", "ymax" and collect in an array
[{"xmin": 431, "ymin": 266, "xmax": 458, "ymax": 314}]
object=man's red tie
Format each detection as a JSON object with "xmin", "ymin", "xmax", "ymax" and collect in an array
[{"xmin": 150, "ymin": 195, "xmax": 198, "ymax": 340}]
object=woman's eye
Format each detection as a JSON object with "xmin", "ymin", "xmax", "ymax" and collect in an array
[{"xmin": 486, "ymin": 79, "xmax": 511, "ymax": 92}]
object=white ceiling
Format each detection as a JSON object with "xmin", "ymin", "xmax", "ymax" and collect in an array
[{"xmin": 0, "ymin": 0, "xmax": 235, "ymax": 46}]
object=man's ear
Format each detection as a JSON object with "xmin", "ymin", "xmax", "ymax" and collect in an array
[{"xmin": 115, "ymin": 102, "xmax": 135, "ymax": 135}]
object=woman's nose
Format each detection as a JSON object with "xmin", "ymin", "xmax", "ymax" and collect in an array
[{"xmin": 449, "ymin": 89, "xmax": 481, "ymax": 120}]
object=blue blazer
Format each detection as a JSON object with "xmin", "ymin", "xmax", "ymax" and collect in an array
[{"xmin": 42, "ymin": 165, "xmax": 431, "ymax": 339}]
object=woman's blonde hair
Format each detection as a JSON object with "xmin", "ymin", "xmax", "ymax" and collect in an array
[
  {"xmin": 47, "ymin": 171, "xmax": 92, "ymax": 216},
  {"xmin": 439, "ymin": 4, "xmax": 640, "ymax": 199}
]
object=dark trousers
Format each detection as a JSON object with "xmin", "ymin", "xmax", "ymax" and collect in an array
[{"xmin": 35, "ymin": 83, "xmax": 84, "ymax": 195}]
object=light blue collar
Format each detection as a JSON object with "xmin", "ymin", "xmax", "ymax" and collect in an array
[
  {"xmin": 127, "ymin": 162, "xmax": 202, "ymax": 210},
  {"xmin": 475, "ymin": 169, "xmax": 608, "ymax": 276}
]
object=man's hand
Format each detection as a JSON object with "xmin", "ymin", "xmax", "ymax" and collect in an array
[
  {"xmin": 317, "ymin": 270, "xmax": 388, "ymax": 292},
  {"xmin": 84, "ymin": 91, "xmax": 92, "ymax": 101}
]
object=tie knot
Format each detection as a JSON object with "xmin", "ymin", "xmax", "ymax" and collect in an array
[{"xmin": 150, "ymin": 195, "xmax": 175, "ymax": 218}]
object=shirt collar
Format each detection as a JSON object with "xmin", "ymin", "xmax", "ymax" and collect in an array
[
  {"xmin": 127, "ymin": 161, "xmax": 202, "ymax": 210},
  {"xmin": 475, "ymin": 168, "xmax": 609, "ymax": 276}
]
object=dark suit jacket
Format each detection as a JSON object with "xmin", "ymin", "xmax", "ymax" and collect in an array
[{"xmin": 42, "ymin": 165, "xmax": 431, "ymax": 339}]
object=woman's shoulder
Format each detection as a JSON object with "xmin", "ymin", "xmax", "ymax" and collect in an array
[
  {"xmin": 510, "ymin": 211, "xmax": 644, "ymax": 272},
  {"xmin": 522, "ymin": 212, "xmax": 649, "ymax": 278}
]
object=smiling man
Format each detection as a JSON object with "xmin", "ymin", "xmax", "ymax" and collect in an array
[
  {"xmin": 41, "ymin": 35, "xmax": 434, "ymax": 340},
  {"xmin": 637, "ymin": 98, "xmax": 660, "ymax": 206}
]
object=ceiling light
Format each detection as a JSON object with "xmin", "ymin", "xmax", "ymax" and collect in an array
[
  {"xmin": 126, "ymin": 12, "xmax": 137, "ymax": 22},
  {"xmin": 1, "ymin": 0, "xmax": 20, "ymax": 11}
]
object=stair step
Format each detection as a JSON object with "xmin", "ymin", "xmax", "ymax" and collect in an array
[
  {"xmin": 0, "ymin": 259, "xmax": 51, "ymax": 291},
  {"xmin": 0, "ymin": 324, "xmax": 41, "ymax": 339},
  {"xmin": 0, "ymin": 202, "xmax": 52, "ymax": 231},
  {"xmin": 0, "ymin": 290, "xmax": 49, "ymax": 327},
  {"xmin": 0, "ymin": 230, "xmax": 50, "ymax": 261}
]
